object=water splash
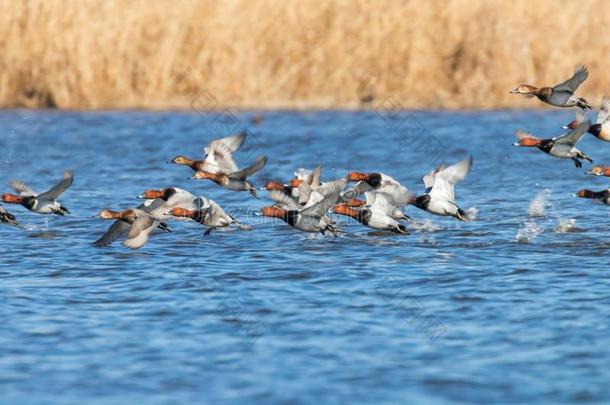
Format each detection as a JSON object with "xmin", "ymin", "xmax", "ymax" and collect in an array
[
  {"xmin": 466, "ymin": 207, "xmax": 478, "ymax": 221},
  {"xmin": 527, "ymin": 189, "xmax": 551, "ymax": 218},
  {"xmin": 554, "ymin": 218, "xmax": 578, "ymax": 233},
  {"xmin": 515, "ymin": 221, "xmax": 543, "ymax": 243},
  {"xmin": 411, "ymin": 220, "xmax": 442, "ymax": 233}
]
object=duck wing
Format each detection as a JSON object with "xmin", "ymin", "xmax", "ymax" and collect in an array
[
  {"xmin": 202, "ymin": 143, "xmax": 240, "ymax": 173},
  {"xmin": 93, "ymin": 219, "xmax": 130, "ymax": 247},
  {"xmin": 422, "ymin": 163, "xmax": 445, "ymax": 194},
  {"xmin": 553, "ymin": 65, "xmax": 588, "ymax": 93},
  {"xmin": 269, "ymin": 190, "xmax": 300, "ymax": 211},
  {"xmin": 204, "ymin": 131, "xmax": 246, "ymax": 156},
  {"xmin": 367, "ymin": 191, "xmax": 398, "ymax": 217},
  {"xmin": 124, "ymin": 211, "xmax": 157, "ymax": 249},
  {"xmin": 228, "ymin": 155, "xmax": 267, "ymax": 180},
  {"xmin": 38, "ymin": 170, "xmax": 73, "ymax": 201},
  {"xmin": 429, "ymin": 157, "xmax": 472, "ymax": 203},
  {"xmin": 301, "ymin": 179, "xmax": 345, "ymax": 218},
  {"xmin": 555, "ymin": 113, "xmax": 590, "ymax": 146},
  {"xmin": 596, "ymin": 97, "xmax": 610, "ymax": 125},
  {"xmin": 9, "ymin": 180, "xmax": 36, "ymax": 197}
]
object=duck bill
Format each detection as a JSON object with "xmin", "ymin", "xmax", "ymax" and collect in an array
[{"xmin": 1, "ymin": 193, "xmax": 22, "ymax": 204}]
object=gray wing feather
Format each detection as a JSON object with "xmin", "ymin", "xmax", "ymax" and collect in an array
[
  {"xmin": 38, "ymin": 170, "xmax": 73, "ymax": 200},
  {"xmin": 93, "ymin": 220, "xmax": 130, "ymax": 247},
  {"xmin": 228, "ymin": 155, "xmax": 267, "ymax": 180},
  {"xmin": 553, "ymin": 65, "xmax": 588, "ymax": 93}
]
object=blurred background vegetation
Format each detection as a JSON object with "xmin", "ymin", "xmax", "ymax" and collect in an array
[{"xmin": 1, "ymin": 0, "xmax": 608, "ymax": 110}]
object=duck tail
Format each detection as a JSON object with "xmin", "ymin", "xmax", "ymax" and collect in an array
[
  {"xmin": 455, "ymin": 208, "xmax": 470, "ymax": 221},
  {"xmin": 158, "ymin": 222, "xmax": 173, "ymax": 232},
  {"xmin": 577, "ymin": 97, "xmax": 592, "ymax": 111},
  {"xmin": 0, "ymin": 212, "xmax": 18, "ymax": 226}
]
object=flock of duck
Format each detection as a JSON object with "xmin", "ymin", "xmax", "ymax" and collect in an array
[{"xmin": 1, "ymin": 65, "xmax": 609, "ymax": 249}]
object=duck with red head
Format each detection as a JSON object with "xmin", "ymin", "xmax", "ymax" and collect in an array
[
  {"xmin": 562, "ymin": 98, "xmax": 610, "ymax": 141},
  {"xmin": 167, "ymin": 196, "xmax": 249, "ymax": 236},
  {"xmin": 510, "ymin": 65, "xmax": 591, "ymax": 110},
  {"xmin": 262, "ymin": 179, "xmax": 345, "ymax": 236},
  {"xmin": 136, "ymin": 187, "xmax": 199, "ymax": 222},
  {"xmin": 332, "ymin": 203, "xmax": 407, "ymax": 234},
  {"xmin": 573, "ymin": 189, "xmax": 610, "ymax": 205},
  {"xmin": 93, "ymin": 208, "xmax": 160, "ymax": 249},
  {"xmin": 410, "ymin": 157, "xmax": 472, "ymax": 221},
  {"xmin": 191, "ymin": 155, "xmax": 267, "ymax": 199},
  {"xmin": 2, "ymin": 170, "xmax": 73, "ymax": 216},
  {"xmin": 513, "ymin": 113, "xmax": 593, "ymax": 168},
  {"xmin": 586, "ymin": 165, "xmax": 610, "ymax": 177},
  {"xmin": 342, "ymin": 171, "xmax": 411, "ymax": 221},
  {"xmin": 169, "ymin": 131, "xmax": 248, "ymax": 173}
]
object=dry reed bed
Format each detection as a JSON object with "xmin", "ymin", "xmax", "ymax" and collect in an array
[{"xmin": 0, "ymin": 0, "xmax": 608, "ymax": 109}]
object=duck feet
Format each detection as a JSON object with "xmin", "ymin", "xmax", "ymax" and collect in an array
[{"xmin": 573, "ymin": 158, "xmax": 582, "ymax": 168}]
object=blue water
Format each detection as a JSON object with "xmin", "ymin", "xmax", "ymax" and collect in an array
[{"xmin": 1, "ymin": 109, "xmax": 609, "ymax": 404}]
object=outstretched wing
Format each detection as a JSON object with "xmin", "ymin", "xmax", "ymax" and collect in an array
[
  {"xmin": 9, "ymin": 180, "xmax": 36, "ymax": 196},
  {"xmin": 269, "ymin": 190, "xmax": 300, "ymax": 211},
  {"xmin": 201, "ymin": 143, "xmax": 239, "ymax": 173},
  {"xmin": 553, "ymin": 65, "xmax": 588, "ymax": 93},
  {"xmin": 422, "ymin": 163, "xmax": 445, "ymax": 194},
  {"xmin": 556, "ymin": 113, "xmax": 590, "ymax": 146},
  {"xmin": 38, "ymin": 170, "xmax": 73, "ymax": 201},
  {"xmin": 301, "ymin": 179, "xmax": 346, "ymax": 218},
  {"xmin": 429, "ymin": 157, "xmax": 472, "ymax": 203},
  {"xmin": 204, "ymin": 131, "xmax": 247, "ymax": 156},
  {"xmin": 228, "ymin": 155, "xmax": 267, "ymax": 180},
  {"xmin": 93, "ymin": 220, "xmax": 130, "ymax": 247}
]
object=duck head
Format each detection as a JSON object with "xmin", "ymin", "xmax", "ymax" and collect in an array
[
  {"xmin": 169, "ymin": 156, "xmax": 193, "ymax": 165},
  {"xmin": 96, "ymin": 209, "xmax": 122, "ymax": 219},
  {"xmin": 289, "ymin": 178, "xmax": 302, "ymax": 188},
  {"xmin": 261, "ymin": 206, "xmax": 286, "ymax": 219},
  {"xmin": 331, "ymin": 203, "xmax": 359, "ymax": 219},
  {"xmin": 509, "ymin": 84, "xmax": 539, "ymax": 96},
  {"xmin": 346, "ymin": 172, "xmax": 382, "ymax": 187},
  {"xmin": 586, "ymin": 166, "xmax": 610, "ymax": 176},
  {"xmin": 169, "ymin": 207, "xmax": 197, "ymax": 219},
  {"xmin": 1, "ymin": 193, "xmax": 23, "ymax": 204},
  {"xmin": 513, "ymin": 137, "xmax": 542, "ymax": 147},
  {"xmin": 264, "ymin": 181, "xmax": 289, "ymax": 191},
  {"xmin": 138, "ymin": 188, "xmax": 176, "ymax": 200},
  {"xmin": 574, "ymin": 189, "xmax": 598, "ymax": 199}
]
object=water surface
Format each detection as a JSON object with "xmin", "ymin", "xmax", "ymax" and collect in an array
[{"xmin": 1, "ymin": 109, "xmax": 609, "ymax": 404}]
